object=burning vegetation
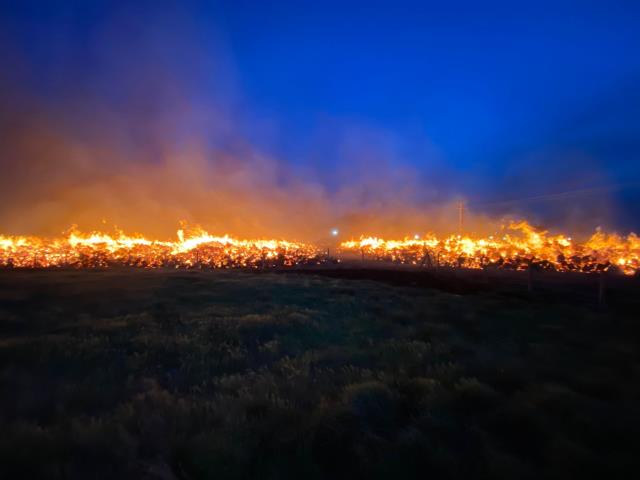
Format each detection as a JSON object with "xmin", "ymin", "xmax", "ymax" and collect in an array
[
  {"xmin": 341, "ymin": 221, "xmax": 640, "ymax": 275},
  {"xmin": 0, "ymin": 220, "xmax": 639, "ymax": 274},
  {"xmin": 0, "ymin": 226, "xmax": 323, "ymax": 269}
]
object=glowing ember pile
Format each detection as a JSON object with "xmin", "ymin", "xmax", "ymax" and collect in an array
[
  {"xmin": 341, "ymin": 221, "xmax": 640, "ymax": 275},
  {"xmin": 0, "ymin": 227, "xmax": 323, "ymax": 269}
]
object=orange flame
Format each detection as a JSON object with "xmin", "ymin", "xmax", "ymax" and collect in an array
[
  {"xmin": 1, "ymin": 220, "xmax": 638, "ymax": 274},
  {"xmin": 340, "ymin": 221, "xmax": 639, "ymax": 275},
  {"xmin": 0, "ymin": 225, "xmax": 321, "ymax": 269}
]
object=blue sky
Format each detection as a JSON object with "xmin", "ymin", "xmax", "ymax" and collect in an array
[{"xmin": 2, "ymin": 0, "xmax": 639, "ymax": 231}]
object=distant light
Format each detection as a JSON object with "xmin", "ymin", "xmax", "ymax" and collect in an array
[
  {"xmin": 331, "ymin": 229, "xmax": 339, "ymax": 236},
  {"xmin": 414, "ymin": 234, "xmax": 420, "ymax": 240}
]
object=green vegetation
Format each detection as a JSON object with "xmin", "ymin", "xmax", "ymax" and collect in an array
[{"xmin": 0, "ymin": 269, "xmax": 639, "ymax": 479}]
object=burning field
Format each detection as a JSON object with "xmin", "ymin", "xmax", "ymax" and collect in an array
[
  {"xmin": 1, "ymin": 220, "xmax": 638, "ymax": 275},
  {"xmin": 0, "ymin": 226, "xmax": 324, "ymax": 269},
  {"xmin": 2, "ymin": 2, "xmax": 640, "ymax": 478}
]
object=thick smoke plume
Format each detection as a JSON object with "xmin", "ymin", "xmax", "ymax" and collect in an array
[
  {"xmin": 0, "ymin": 3, "xmax": 628, "ymax": 240},
  {"xmin": 0, "ymin": 78, "xmax": 478, "ymax": 242},
  {"xmin": 0, "ymin": 4, "xmax": 479, "ymax": 242}
]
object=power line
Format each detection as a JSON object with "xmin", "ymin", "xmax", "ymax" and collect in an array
[{"xmin": 468, "ymin": 182, "xmax": 640, "ymax": 209}]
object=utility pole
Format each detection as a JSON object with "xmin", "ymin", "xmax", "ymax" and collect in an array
[
  {"xmin": 457, "ymin": 201, "xmax": 465, "ymax": 234},
  {"xmin": 598, "ymin": 271, "xmax": 606, "ymax": 308}
]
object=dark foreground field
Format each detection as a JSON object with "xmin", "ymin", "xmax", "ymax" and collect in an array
[{"xmin": 0, "ymin": 268, "xmax": 639, "ymax": 479}]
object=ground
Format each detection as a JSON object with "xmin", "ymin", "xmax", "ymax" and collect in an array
[{"xmin": 0, "ymin": 267, "xmax": 639, "ymax": 479}]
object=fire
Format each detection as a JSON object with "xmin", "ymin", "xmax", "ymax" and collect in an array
[
  {"xmin": 340, "ymin": 221, "xmax": 640, "ymax": 275},
  {"xmin": 1, "ymin": 220, "xmax": 638, "ymax": 274},
  {"xmin": 0, "ymin": 226, "xmax": 322, "ymax": 269}
]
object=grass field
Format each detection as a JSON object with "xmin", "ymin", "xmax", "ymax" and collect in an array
[{"xmin": 0, "ymin": 268, "xmax": 639, "ymax": 479}]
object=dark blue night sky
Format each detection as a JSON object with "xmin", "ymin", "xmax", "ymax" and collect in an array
[{"xmin": 1, "ymin": 0, "xmax": 639, "ymax": 233}]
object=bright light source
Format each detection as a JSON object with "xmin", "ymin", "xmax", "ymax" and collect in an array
[
  {"xmin": 331, "ymin": 229, "xmax": 339, "ymax": 236},
  {"xmin": 414, "ymin": 234, "xmax": 420, "ymax": 240}
]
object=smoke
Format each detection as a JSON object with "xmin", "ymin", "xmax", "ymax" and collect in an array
[
  {"xmin": 0, "ymin": 68, "xmax": 465, "ymax": 241},
  {"xmin": 1, "ymin": 2, "xmax": 633, "ymax": 240},
  {"xmin": 0, "ymin": 59, "xmax": 579, "ymax": 241},
  {"xmin": 0, "ymin": 2, "xmax": 475, "ymax": 241},
  {"xmin": 0, "ymin": 91, "xmax": 479, "ymax": 241}
]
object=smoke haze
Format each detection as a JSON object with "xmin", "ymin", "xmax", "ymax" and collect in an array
[
  {"xmin": 1, "ymin": 1, "xmax": 637, "ymax": 240},
  {"xmin": 0, "ymin": 4, "xmax": 472, "ymax": 241}
]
